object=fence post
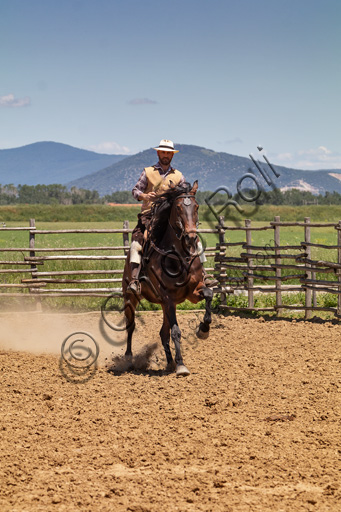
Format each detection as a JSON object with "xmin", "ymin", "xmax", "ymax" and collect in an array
[
  {"xmin": 337, "ymin": 220, "xmax": 341, "ymax": 317},
  {"xmin": 245, "ymin": 219, "xmax": 254, "ymax": 309},
  {"xmin": 217, "ymin": 215, "xmax": 226, "ymax": 306},
  {"xmin": 304, "ymin": 217, "xmax": 312, "ymax": 319},
  {"xmin": 29, "ymin": 218, "xmax": 42, "ymax": 312},
  {"xmin": 274, "ymin": 216, "xmax": 282, "ymax": 315},
  {"xmin": 123, "ymin": 220, "xmax": 130, "ymax": 256}
]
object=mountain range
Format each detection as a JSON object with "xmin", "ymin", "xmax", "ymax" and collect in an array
[
  {"xmin": 0, "ymin": 141, "xmax": 126, "ymax": 186},
  {"xmin": 68, "ymin": 144, "xmax": 341, "ymax": 196},
  {"xmin": 1, "ymin": 141, "xmax": 341, "ymax": 196}
]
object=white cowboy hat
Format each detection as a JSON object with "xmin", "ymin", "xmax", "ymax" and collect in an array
[{"xmin": 153, "ymin": 139, "xmax": 179, "ymax": 153}]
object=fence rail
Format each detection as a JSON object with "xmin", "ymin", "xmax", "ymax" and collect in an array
[
  {"xmin": 1, "ymin": 217, "xmax": 341, "ymax": 318},
  {"xmin": 215, "ymin": 216, "xmax": 341, "ymax": 319},
  {"xmin": 0, "ymin": 219, "xmax": 218, "ymax": 303}
]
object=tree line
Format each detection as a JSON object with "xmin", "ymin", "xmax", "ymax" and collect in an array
[
  {"xmin": 0, "ymin": 184, "xmax": 102, "ymax": 205},
  {"xmin": 1, "ymin": 184, "xmax": 341, "ymax": 206},
  {"xmin": 105, "ymin": 188, "xmax": 341, "ymax": 206}
]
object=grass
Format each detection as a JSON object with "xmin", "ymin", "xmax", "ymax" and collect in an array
[
  {"xmin": 0, "ymin": 204, "xmax": 140, "ymax": 223},
  {"xmin": 2, "ymin": 202, "xmax": 341, "ymax": 223}
]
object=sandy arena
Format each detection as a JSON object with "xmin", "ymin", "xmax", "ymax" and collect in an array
[{"xmin": 0, "ymin": 309, "xmax": 340, "ymax": 511}]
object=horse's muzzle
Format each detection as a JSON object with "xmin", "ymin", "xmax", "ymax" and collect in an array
[{"xmin": 184, "ymin": 232, "xmax": 198, "ymax": 252}]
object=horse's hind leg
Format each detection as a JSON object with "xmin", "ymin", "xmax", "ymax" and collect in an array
[
  {"xmin": 124, "ymin": 293, "xmax": 138, "ymax": 358},
  {"xmin": 197, "ymin": 287, "xmax": 213, "ymax": 339}
]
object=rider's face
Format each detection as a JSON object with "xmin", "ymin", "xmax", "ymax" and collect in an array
[{"xmin": 157, "ymin": 150, "xmax": 174, "ymax": 167}]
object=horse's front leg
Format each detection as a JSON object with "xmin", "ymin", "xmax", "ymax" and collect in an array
[
  {"xmin": 160, "ymin": 304, "xmax": 175, "ymax": 372},
  {"xmin": 197, "ymin": 286, "xmax": 213, "ymax": 339},
  {"xmin": 166, "ymin": 300, "xmax": 190, "ymax": 377}
]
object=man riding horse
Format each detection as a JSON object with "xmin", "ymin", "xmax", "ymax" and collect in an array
[{"xmin": 128, "ymin": 139, "xmax": 217, "ymax": 293}]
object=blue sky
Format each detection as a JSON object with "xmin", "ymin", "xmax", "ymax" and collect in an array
[{"xmin": 1, "ymin": 0, "xmax": 340, "ymax": 169}]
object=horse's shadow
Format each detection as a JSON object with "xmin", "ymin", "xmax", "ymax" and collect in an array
[{"xmin": 106, "ymin": 366, "xmax": 171, "ymax": 377}]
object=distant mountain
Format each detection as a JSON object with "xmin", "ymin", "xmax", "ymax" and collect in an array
[
  {"xmin": 0, "ymin": 142, "xmax": 127, "ymax": 186},
  {"xmin": 2, "ymin": 141, "xmax": 341, "ymax": 196},
  {"xmin": 67, "ymin": 144, "xmax": 341, "ymax": 196}
]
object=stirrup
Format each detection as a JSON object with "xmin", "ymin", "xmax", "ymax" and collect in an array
[
  {"xmin": 204, "ymin": 274, "xmax": 219, "ymax": 288},
  {"xmin": 127, "ymin": 279, "xmax": 141, "ymax": 294}
]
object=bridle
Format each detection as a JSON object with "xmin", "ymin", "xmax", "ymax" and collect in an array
[
  {"xmin": 169, "ymin": 194, "xmax": 199, "ymax": 242},
  {"xmin": 147, "ymin": 193, "xmax": 199, "ymax": 263}
]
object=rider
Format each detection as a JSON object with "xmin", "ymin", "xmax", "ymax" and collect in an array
[{"xmin": 127, "ymin": 139, "xmax": 217, "ymax": 293}]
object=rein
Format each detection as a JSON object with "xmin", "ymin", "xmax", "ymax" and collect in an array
[
  {"xmin": 147, "ymin": 239, "xmax": 198, "ymax": 275},
  {"xmin": 148, "ymin": 238, "xmax": 197, "ymax": 264},
  {"xmin": 147, "ymin": 193, "xmax": 199, "ymax": 265}
]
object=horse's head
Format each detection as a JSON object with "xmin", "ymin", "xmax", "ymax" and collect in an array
[{"xmin": 170, "ymin": 181, "xmax": 199, "ymax": 251}]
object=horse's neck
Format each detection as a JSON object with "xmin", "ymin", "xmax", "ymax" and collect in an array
[{"xmin": 158, "ymin": 218, "xmax": 181, "ymax": 251}]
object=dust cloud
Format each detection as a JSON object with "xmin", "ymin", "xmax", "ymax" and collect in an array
[
  {"xmin": 0, "ymin": 310, "xmax": 127, "ymax": 364},
  {"xmin": 107, "ymin": 342, "xmax": 159, "ymax": 373}
]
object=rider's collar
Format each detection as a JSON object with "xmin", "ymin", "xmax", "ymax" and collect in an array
[{"xmin": 154, "ymin": 162, "xmax": 175, "ymax": 176}]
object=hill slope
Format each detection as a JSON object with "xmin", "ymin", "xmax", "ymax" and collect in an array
[
  {"xmin": 0, "ymin": 142, "xmax": 127, "ymax": 186},
  {"xmin": 67, "ymin": 144, "xmax": 341, "ymax": 196}
]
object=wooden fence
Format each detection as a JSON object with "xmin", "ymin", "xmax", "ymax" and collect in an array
[
  {"xmin": 0, "ymin": 220, "xmax": 218, "ymax": 301},
  {"xmin": 215, "ymin": 215, "xmax": 341, "ymax": 319},
  {"xmin": 1, "ymin": 217, "xmax": 341, "ymax": 318}
]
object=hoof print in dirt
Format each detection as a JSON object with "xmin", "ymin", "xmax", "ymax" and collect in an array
[{"xmin": 265, "ymin": 414, "xmax": 296, "ymax": 422}]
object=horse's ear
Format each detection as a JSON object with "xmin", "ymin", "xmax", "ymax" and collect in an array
[
  {"xmin": 190, "ymin": 180, "xmax": 198, "ymax": 195},
  {"xmin": 168, "ymin": 180, "xmax": 175, "ymax": 189}
]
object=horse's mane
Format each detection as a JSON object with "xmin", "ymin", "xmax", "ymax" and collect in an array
[{"xmin": 149, "ymin": 182, "xmax": 193, "ymax": 244}]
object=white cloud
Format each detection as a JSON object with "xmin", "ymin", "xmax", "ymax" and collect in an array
[
  {"xmin": 225, "ymin": 137, "xmax": 243, "ymax": 145},
  {"xmin": 273, "ymin": 146, "xmax": 341, "ymax": 170},
  {"xmin": 87, "ymin": 141, "xmax": 131, "ymax": 155},
  {"xmin": 276, "ymin": 152, "xmax": 293, "ymax": 162},
  {"xmin": 298, "ymin": 146, "xmax": 332, "ymax": 157},
  {"xmin": 0, "ymin": 94, "xmax": 31, "ymax": 108},
  {"xmin": 128, "ymin": 98, "xmax": 158, "ymax": 105}
]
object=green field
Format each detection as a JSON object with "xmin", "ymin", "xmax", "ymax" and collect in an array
[{"xmin": 2, "ymin": 202, "xmax": 341, "ymax": 223}]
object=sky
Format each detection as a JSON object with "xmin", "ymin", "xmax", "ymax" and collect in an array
[{"xmin": 1, "ymin": 0, "xmax": 340, "ymax": 169}]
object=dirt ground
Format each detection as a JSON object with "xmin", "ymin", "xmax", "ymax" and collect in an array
[{"xmin": 0, "ymin": 309, "xmax": 340, "ymax": 511}]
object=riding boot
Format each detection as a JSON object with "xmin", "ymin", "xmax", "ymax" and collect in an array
[
  {"xmin": 127, "ymin": 262, "xmax": 141, "ymax": 294},
  {"xmin": 203, "ymin": 268, "xmax": 219, "ymax": 288}
]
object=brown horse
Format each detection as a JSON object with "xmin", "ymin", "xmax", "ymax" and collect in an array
[{"xmin": 122, "ymin": 181, "xmax": 213, "ymax": 376}]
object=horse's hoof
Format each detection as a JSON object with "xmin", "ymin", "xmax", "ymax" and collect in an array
[
  {"xmin": 196, "ymin": 328, "xmax": 209, "ymax": 340},
  {"xmin": 176, "ymin": 365, "xmax": 190, "ymax": 377},
  {"xmin": 166, "ymin": 361, "xmax": 176, "ymax": 373}
]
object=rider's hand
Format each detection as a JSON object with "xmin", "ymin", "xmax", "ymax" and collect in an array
[{"xmin": 141, "ymin": 191, "xmax": 157, "ymax": 201}]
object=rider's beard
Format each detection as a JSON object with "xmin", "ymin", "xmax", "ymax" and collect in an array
[{"xmin": 160, "ymin": 156, "xmax": 171, "ymax": 166}]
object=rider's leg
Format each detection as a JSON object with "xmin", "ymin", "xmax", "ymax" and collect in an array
[
  {"xmin": 127, "ymin": 213, "xmax": 146, "ymax": 293},
  {"xmin": 127, "ymin": 240, "xmax": 142, "ymax": 293},
  {"xmin": 197, "ymin": 240, "xmax": 219, "ymax": 288},
  {"xmin": 127, "ymin": 211, "xmax": 153, "ymax": 293}
]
